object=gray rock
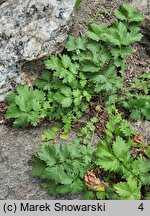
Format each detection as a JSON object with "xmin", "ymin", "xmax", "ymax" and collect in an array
[
  {"xmin": 132, "ymin": 0, "xmax": 150, "ymax": 15},
  {"xmin": 131, "ymin": 120, "xmax": 150, "ymax": 145},
  {"xmin": 0, "ymin": 0, "xmax": 76, "ymax": 101},
  {"xmin": 0, "ymin": 0, "xmax": 7, "ymax": 4},
  {"xmin": 0, "ymin": 124, "xmax": 82, "ymax": 199}
]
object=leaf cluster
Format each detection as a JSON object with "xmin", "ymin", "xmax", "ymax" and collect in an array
[
  {"xmin": 5, "ymin": 4, "xmax": 144, "ymax": 128},
  {"xmin": 66, "ymin": 30, "xmax": 123, "ymax": 98},
  {"xmin": 77, "ymin": 117, "xmax": 98, "ymax": 145},
  {"xmin": 115, "ymin": 3, "xmax": 144, "ymax": 23},
  {"xmin": 96, "ymin": 110, "xmax": 150, "ymax": 199},
  {"xmin": 35, "ymin": 56, "xmax": 91, "ymax": 131},
  {"xmin": 4, "ymin": 3, "xmax": 149, "ymax": 200},
  {"xmin": 5, "ymin": 85, "xmax": 49, "ymax": 127},
  {"xmin": 29, "ymin": 140, "xmax": 94, "ymax": 194},
  {"xmin": 40, "ymin": 123, "xmax": 70, "ymax": 141},
  {"xmin": 117, "ymin": 72, "xmax": 150, "ymax": 121},
  {"xmin": 64, "ymin": 4, "xmax": 143, "ymax": 100}
]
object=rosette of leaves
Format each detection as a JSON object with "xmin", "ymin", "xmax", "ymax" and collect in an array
[
  {"xmin": 95, "ymin": 110, "xmax": 150, "ymax": 200},
  {"xmin": 5, "ymin": 85, "xmax": 49, "ymax": 127},
  {"xmin": 29, "ymin": 140, "xmax": 94, "ymax": 194}
]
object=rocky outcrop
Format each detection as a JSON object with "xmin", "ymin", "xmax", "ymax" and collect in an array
[
  {"xmin": 0, "ymin": 0, "xmax": 76, "ymax": 101},
  {"xmin": 131, "ymin": 120, "xmax": 150, "ymax": 145},
  {"xmin": 0, "ymin": 0, "xmax": 7, "ymax": 5}
]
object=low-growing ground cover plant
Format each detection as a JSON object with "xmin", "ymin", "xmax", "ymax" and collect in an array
[
  {"xmin": 5, "ymin": 3, "xmax": 150, "ymax": 199},
  {"xmin": 29, "ymin": 140, "xmax": 95, "ymax": 195},
  {"xmin": 5, "ymin": 3, "xmax": 144, "ymax": 128},
  {"xmin": 116, "ymin": 72, "xmax": 150, "ymax": 121},
  {"xmin": 95, "ymin": 109, "xmax": 150, "ymax": 200},
  {"xmin": 5, "ymin": 85, "xmax": 49, "ymax": 127}
]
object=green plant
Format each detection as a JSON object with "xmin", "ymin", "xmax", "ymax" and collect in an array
[
  {"xmin": 119, "ymin": 94, "xmax": 150, "ymax": 121},
  {"xmin": 77, "ymin": 117, "xmax": 98, "ymax": 145},
  {"xmin": 35, "ymin": 55, "xmax": 92, "ymax": 131},
  {"xmin": 84, "ymin": 21, "xmax": 143, "ymax": 75},
  {"xmin": 113, "ymin": 4, "xmax": 144, "ymax": 74},
  {"xmin": 115, "ymin": 3, "xmax": 144, "ymax": 23},
  {"xmin": 40, "ymin": 123, "xmax": 70, "ymax": 141},
  {"xmin": 92, "ymin": 11, "xmax": 100, "ymax": 21},
  {"xmin": 65, "ymin": 4, "xmax": 143, "ymax": 101},
  {"xmin": 75, "ymin": 0, "xmax": 82, "ymax": 7},
  {"xmin": 5, "ymin": 85, "xmax": 49, "ymax": 127},
  {"xmin": 99, "ymin": 2, "xmax": 110, "ymax": 17},
  {"xmin": 117, "ymin": 72, "xmax": 150, "ymax": 121},
  {"xmin": 29, "ymin": 140, "xmax": 94, "ymax": 194},
  {"xmin": 126, "ymin": 72, "xmax": 150, "ymax": 94},
  {"xmin": 65, "ymin": 34, "xmax": 123, "ymax": 105},
  {"xmin": 95, "ymin": 109, "xmax": 150, "ymax": 199},
  {"xmin": 5, "ymin": 4, "xmax": 144, "ymax": 128},
  {"xmin": 5, "ymin": 3, "xmax": 149, "ymax": 200},
  {"xmin": 40, "ymin": 128, "xmax": 57, "ymax": 141}
]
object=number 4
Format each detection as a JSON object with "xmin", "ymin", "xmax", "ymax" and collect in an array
[{"xmin": 138, "ymin": 203, "xmax": 144, "ymax": 211}]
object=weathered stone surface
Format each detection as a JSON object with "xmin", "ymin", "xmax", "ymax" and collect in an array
[
  {"xmin": 132, "ymin": 0, "xmax": 150, "ymax": 15},
  {"xmin": 0, "ymin": 0, "xmax": 7, "ymax": 5},
  {"xmin": 0, "ymin": 123, "xmax": 82, "ymax": 199},
  {"xmin": 0, "ymin": 0, "xmax": 76, "ymax": 101},
  {"xmin": 131, "ymin": 120, "xmax": 150, "ymax": 145}
]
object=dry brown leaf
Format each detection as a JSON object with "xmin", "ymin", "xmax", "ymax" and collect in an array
[
  {"xmin": 132, "ymin": 132, "xmax": 145, "ymax": 144},
  {"xmin": 84, "ymin": 171, "xmax": 109, "ymax": 192}
]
